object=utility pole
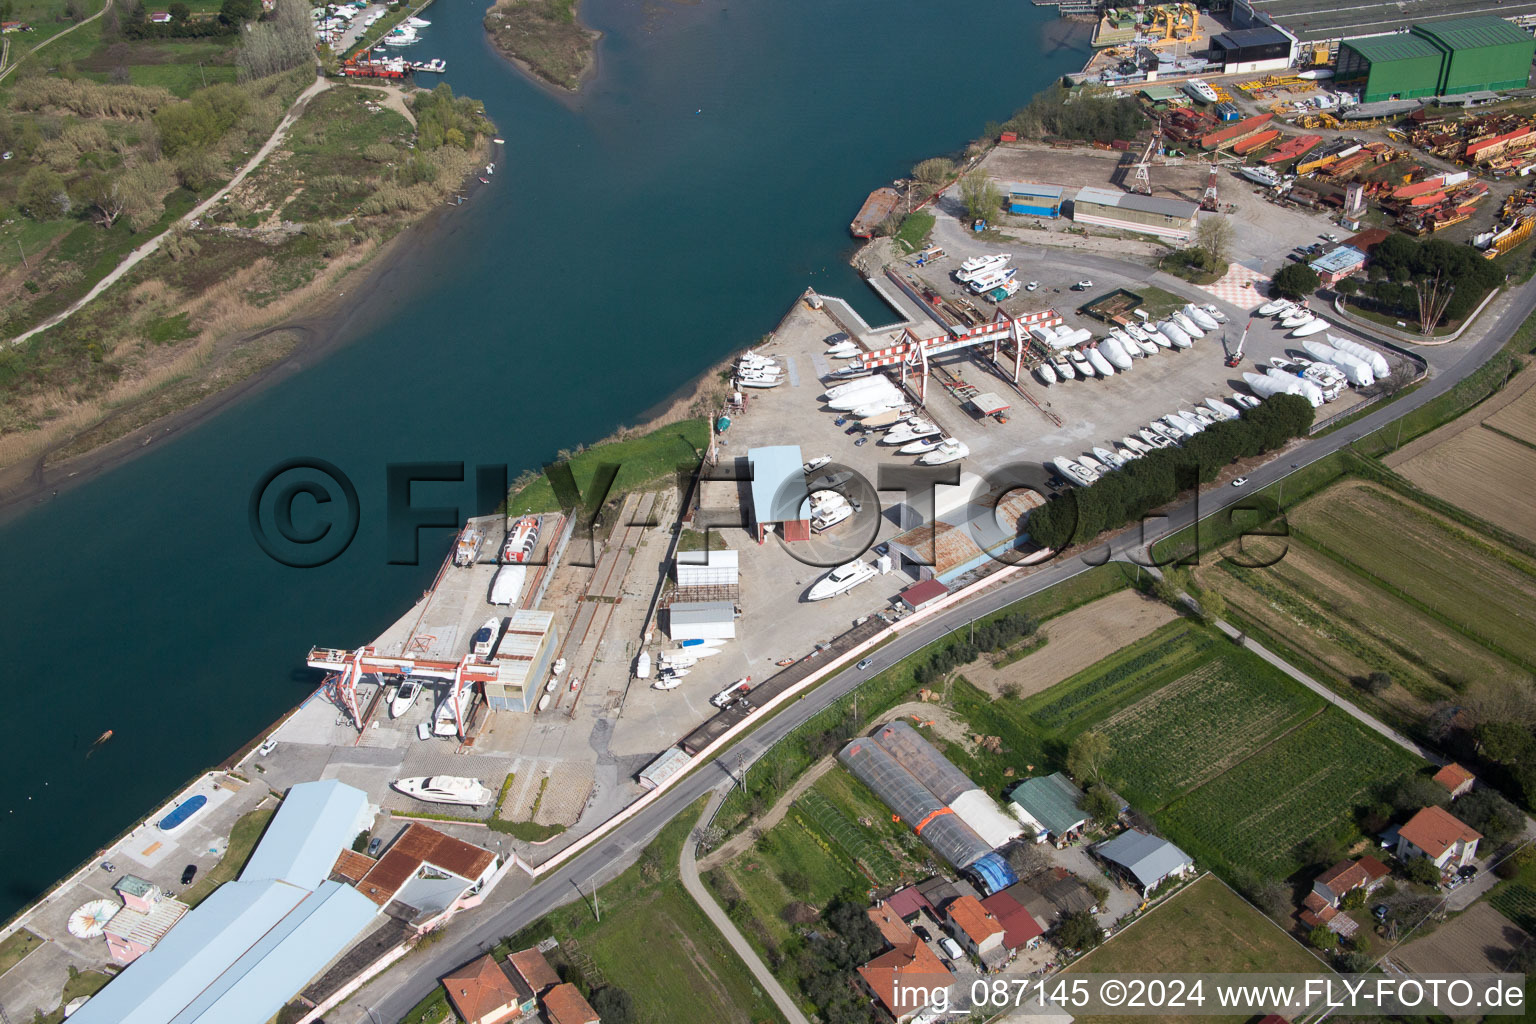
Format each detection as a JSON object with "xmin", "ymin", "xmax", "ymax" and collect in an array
[
  {"xmin": 16, "ymin": 240, "xmax": 27, "ymax": 268},
  {"xmin": 591, "ymin": 876, "xmax": 600, "ymax": 922}
]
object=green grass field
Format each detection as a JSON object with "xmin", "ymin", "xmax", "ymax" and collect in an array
[
  {"xmin": 179, "ymin": 807, "xmax": 274, "ymax": 907},
  {"xmin": 1071, "ymin": 875, "xmax": 1324, "ymax": 1024},
  {"xmin": 1157, "ymin": 710, "xmax": 1419, "ymax": 878},
  {"xmin": 503, "ymin": 797, "xmax": 784, "ymax": 1024},
  {"xmin": 0, "ymin": 929, "xmax": 42, "ymax": 976},
  {"xmin": 505, "ymin": 419, "xmax": 710, "ymax": 513}
]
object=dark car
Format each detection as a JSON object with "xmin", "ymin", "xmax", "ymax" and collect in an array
[
  {"xmin": 181, "ymin": 864, "xmax": 197, "ymax": 885},
  {"xmin": 1373, "ymin": 904, "xmax": 1389, "ymax": 921},
  {"xmin": 825, "ymin": 332, "xmax": 850, "ymax": 346},
  {"xmin": 367, "ymin": 837, "xmax": 383, "ymax": 857},
  {"xmin": 1458, "ymin": 864, "xmax": 1478, "ymax": 878},
  {"xmin": 914, "ymin": 925, "xmax": 931, "ymax": 942}
]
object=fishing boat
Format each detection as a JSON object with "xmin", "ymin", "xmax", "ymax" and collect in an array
[
  {"xmin": 1183, "ymin": 78, "xmax": 1219, "ymax": 104},
  {"xmin": 1052, "ymin": 456, "xmax": 1097, "ymax": 487},
  {"xmin": 898, "ymin": 436, "xmax": 946, "ymax": 455},
  {"xmin": 807, "ymin": 560, "xmax": 879, "ymax": 601},
  {"xmin": 1093, "ymin": 445, "xmax": 1126, "ymax": 470},
  {"xmin": 390, "ymin": 679, "xmax": 421, "ymax": 718},
  {"xmin": 1290, "ymin": 317, "xmax": 1330, "ymax": 338},
  {"xmin": 503, "ymin": 515, "xmax": 540, "ymax": 564},
  {"xmin": 918, "ymin": 439, "xmax": 969, "ymax": 465},
  {"xmin": 1183, "ymin": 304, "xmax": 1220, "ymax": 331},
  {"xmin": 392, "ymin": 776, "xmax": 493, "ymax": 806}
]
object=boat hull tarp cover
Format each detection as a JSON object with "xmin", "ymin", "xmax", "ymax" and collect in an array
[
  {"xmin": 873, "ymin": 721, "xmax": 1024, "ymax": 848},
  {"xmin": 839, "ymin": 739, "xmax": 992, "ymax": 869}
]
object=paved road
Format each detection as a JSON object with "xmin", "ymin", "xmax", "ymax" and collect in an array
[
  {"xmin": 678, "ymin": 785, "xmax": 812, "ymax": 1024},
  {"xmin": 345, "ymin": 250, "xmax": 1536, "ymax": 1024},
  {"xmin": 6, "ymin": 74, "xmax": 331, "ymax": 349}
]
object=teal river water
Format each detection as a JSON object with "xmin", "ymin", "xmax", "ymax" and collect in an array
[{"xmin": 0, "ymin": 0, "xmax": 1085, "ymax": 919}]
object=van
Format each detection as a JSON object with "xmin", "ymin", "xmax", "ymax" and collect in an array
[{"xmin": 939, "ymin": 937, "xmax": 964, "ymax": 960}]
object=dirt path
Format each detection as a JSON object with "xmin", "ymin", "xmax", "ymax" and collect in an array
[
  {"xmin": 962, "ymin": 588, "xmax": 1176, "ymax": 698},
  {"xmin": 0, "ymin": 0, "xmax": 113, "ymax": 84},
  {"xmin": 700, "ymin": 757, "xmax": 836, "ymax": 870},
  {"xmin": 353, "ymin": 83, "xmax": 418, "ymax": 127},
  {"xmin": 6, "ymin": 74, "xmax": 332, "ymax": 349}
]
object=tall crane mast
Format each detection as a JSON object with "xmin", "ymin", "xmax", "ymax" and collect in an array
[{"xmin": 1201, "ymin": 161, "xmax": 1220, "ymax": 212}]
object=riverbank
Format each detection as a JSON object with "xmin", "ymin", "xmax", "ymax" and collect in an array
[
  {"xmin": 0, "ymin": 83, "xmax": 496, "ymax": 514},
  {"xmin": 483, "ymin": 0, "xmax": 600, "ymax": 92}
]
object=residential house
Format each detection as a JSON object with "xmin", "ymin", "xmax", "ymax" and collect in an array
[
  {"xmin": 1432, "ymin": 763, "xmax": 1475, "ymax": 800},
  {"xmin": 1000, "ymin": 880, "xmax": 1057, "ymax": 932},
  {"xmin": 440, "ymin": 955, "xmax": 528, "ymax": 1024},
  {"xmin": 884, "ymin": 884, "xmax": 935, "ymax": 922},
  {"xmin": 979, "ymin": 890, "xmax": 1044, "ymax": 951},
  {"xmin": 1006, "ymin": 773, "xmax": 1089, "ymax": 845},
  {"xmin": 505, "ymin": 947, "xmax": 560, "ymax": 1016},
  {"xmin": 1396, "ymin": 806, "xmax": 1482, "ymax": 872},
  {"xmin": 352, "ymin": 822, "xmax": 502, "ymax": 932},
  {"xmin": 1299, "ymin": 856, "xmax": 1388, "ymax": 937},
  {"xmin": 943, "ymin": 894, "xmax": 1007, "ymax": 969},
  {"xmin": 915, "ymin": 876, "xmax": 964, "ymax": 917},
  {"xmin": 1094, "ymin": 829, "xmax": 1194, "ymax": 894},
  {"xmin": 543, "ymin": 982, "xmax": 600, "ymax": 1024},
  {"xmin": 868, "ymin": 902, "xmax": 918, "ymax": 948},
  {"xmin": 857, "ymin": 938, "xmax": 955, "ymax": 1022}
]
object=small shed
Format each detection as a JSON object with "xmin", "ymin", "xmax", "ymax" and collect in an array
[
  {"xmin": 969, "ymin": 392, "xmax": 1011, "ymax": 416},
  {"xmin": 668, "ymin": 600, "xmax": 736, "ymax": 641},
  {"xmin": 1094, "ymin": 829, "xmax": 1194, "ymax": 893},
  {"xmin": 675, "ymin": 547, "xmax": 739, "ymax": 588},
  {"xmin": 1006, "ymin": 183, "xmax": 1064, "ymax": 218},
  {"xmin": 899, "ymin": 578, "xmax": 949, "ymax": 611},
  {"xmin": 1007, "ymin": 773, "xmax": 1088, "ymax": 842},
  {"xmin": 637, "ymin": 747, "xmax": 690, "ymax": 790},
  {"xmin": 1308, "ymin": 244, "xmax": 1367, "ymax": 286}
]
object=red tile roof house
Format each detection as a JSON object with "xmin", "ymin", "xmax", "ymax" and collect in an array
[
  {"xmin": 1396, "ymin": 806, "xmax": 1482, "ymax": 873},
  {"xmin": 1433, "ymin": 763, "xmax": 1476, "ymax": 800},
  {"xmin": 543, "ymin": 982, "xmax": 600, "ymax": 1024},
  {"xmin": 857, "ymin": 939, "xmax": 955, "ymax": 1022},
  {"xmin": 1298, "ymin": 856, "xmax": 1388, "ymax": 937},
  {"xmin": 868, "ymin": 902, "xmax": 919, "ymax": 949},
  {"xmin": 980, "ymin": 890, "xmax": 1045, "ymax": 952},
  {"xmin": 944, "ymin": 894, "xmax": 1008, "ymax": 969},
  {"xmin": 440, "ymin": 954, "xmax": 530, "ymax": 1024}
]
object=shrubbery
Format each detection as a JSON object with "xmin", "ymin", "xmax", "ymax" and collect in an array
[
  {"xmin": 1003, "ymin": 83, "xmax": 1146, "ymax": 144},
  {"xmin": 1029, "ymin": 395, "xmax": 1315, "ymax": 550}
]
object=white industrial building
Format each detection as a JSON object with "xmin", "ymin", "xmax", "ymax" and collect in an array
[
  {"xmin": 668, "ymin": 600, "xmax": 737, "ymax": 641},
  {"xmin": 675, "ymin": 548, "xmax": 739, "ymax": 587}
]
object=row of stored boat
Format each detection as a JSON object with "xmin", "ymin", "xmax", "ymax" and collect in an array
[
  {"xmin": 1049, "ymin": 394, "xmax": 1258, "ymax": 487},
  {"xmin": 1253, "ymin": 297, "xmax": 1333, "ymax": 339},
  {"xmin": 820, "ymin": 374, "xmax": 971, "ymax": 465},
  {"xmin": 1032, "ymin": 304, "xmax": 1227, "ymax": 385},
  {"xmin": 734, "ymin": 349, "xmax": 787, "ymax": 389}
]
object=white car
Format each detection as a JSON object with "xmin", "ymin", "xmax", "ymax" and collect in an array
[
  {"xmin": 1231, "ymin": 476, "xmax": 1249, "ymax": 487},
  {"xmin": 1025, "ymin": 281, "xmax": 1039, "ymax": 291},
  {"xmin": 1073, "ymin": 280, "xmax": 1093, "ymax": 291}
]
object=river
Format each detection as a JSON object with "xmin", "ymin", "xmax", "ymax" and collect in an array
[{"xmin": 0, "ymin": 0, "xmax": 1086, "ymax": 921}]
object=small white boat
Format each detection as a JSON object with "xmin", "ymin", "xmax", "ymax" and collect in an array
[
  {"xmin": 807, "ymin": 560, "xmax": 879, "ymax": 601},
  {"xmin": 1100, "ymin": 338, "xmax": 1133, "ymax": 370},
  {"xmin": 803, "ymin": 455, "xmax": 832, "ymax": 473},
  {"xmin": 1140, "ymin": 428, "xmax": 1175, "ymax": 448},
  {"xmin": 1053, "ymin": 357, "xmax": 1077, "ymax": 380},
  {"xmin": 1189, "ymin": 407, "xmax": 1217, "ymax": 426},
  {"xmin": 1231, "ymin": 392, "xmax": 1261, "ymax": 410},
  {"xmin": 538, "ymin": 693, "xmax": 552, "ymax": 712},
  {"xmin": 1122, "ymin": 435, "xmax": 1152, "ymax": 456},
  {"xmin": 545, "ymin": 676, "xmax": 558, "ymax": 693},
  {"xmin": 1184, "ymin": 304, "xmax": 1220, "ymax": 331},
  {"xmin": 1158, "ymin": 322, "xmax": 1190, "ymax": 348},
  {"xmin": 1204, "ymin": 397, "xmax": 1240, "ymax": 420},
  {"xmin": 883, "ymin": 420, "xmax": 941, "ymax": 445},
  {"xmin": 1298, "ymin": 68, "xmax": 1334, "ymax": 80},
  {"xmin": 652, "ymin": 676, "xmax": 682, "ymax": 691},
  {"xmin": 1116, "ymin": 442, "xmax": 1143, "ymax": 461},
  {"xmin": 851, "ymin": 399, "xmax": 909, "ymax": 419},
  {"xmin": 1036, "ymin": 361, "xmax": 1058, "ymax": 385},
  {"xmin": 1280, "ymin": 309, "xmax": 1315, "ymax": 328},
  {"xmin": 1172, "ymin": 312, "xmax": 1204, "ymax": 338},
  {"xmin": 1201, "ymin": 303, "xmax": 1229, "ymax": 324},
  {"xmin": 1052, "ymin": 456, "xmax": 1097, "ymax": 486},
  {"xmin": 1147, "ymin": 328, "xmax": 1172, "ymax": 350},
  {"xmin": 1290, "ymin": 318, "xmax": 1330, "ymax": 338},
  {"xmin": 1133, "ymin": 336, "xmax": 1158, "ymax": 356},
  {"xmin": 1068, "ymin": 349, "xmax": 1094, "ymax": 377},
  {"xmin": 738, "ymin": 375, "xmax": 784, "ymax": 389},
  {"xmin": 812, "ymin": 503, "xmax": 853, "ymax": 532},
  {"xmin": 899, "ymin": 436, "xmax": 945, "ymax": 455},
  {"xmin": 1173, "ymin": 411, "xmax": 1206, "ymax": 433},
  {"xmin": 1086, "ymin": 346, "xmax": 1115, "ymax": 377},
  {"xmin": 1108, "ymin": 330, "xmax": 1141, "ymax": 359},
  {"xmin": 1330, "ymin": 335, "xmax": 1390, "ymax": 378},
  {"xmin": 657, "ymin": 666, "xmax": 689, "ymax": 679},
  {"xmin": 661, "ymin": 645, "xmax": 719, "ymax": 660},
  {"xmin": 1154, "ymin": 417, "xmax": 1187, "ymax": 440},
  {"xmin": 1078, "ymin": 455, "xmax": 1107, "ymax": 476},
  {"xmin": 918, "ymin": 439, "xmax": 969, "ymax": 465},
  {"xmin": 824, "ymin": 377, "xmax": 892, "ymax": 400},
  {"xmin": 1183, "ymin": 78, "xmax": 1219, "ymax": 104},
  {"xmin": 635, "ymin": 652, "xmax": 651, "ymax": 678},
  {"xmin": 392, "ymin": 776, "xmax": 493, "ymax": 806},
  {"xmin": 490, "ymin": 564, "xmax": 526, "ymax": 606},
  {"xmin": 1257, "ymin": 298, "xmax": 1293, "ymax": 317},
  {"xmin": 1093, "ymin": 445, "xmax": 1125, "ymax": 470},
  {"xmin": 390, "ymin": 679, "xmax": 421, "ymax": 719},
  {"xmin": 406, "ymin": 15, "xmax": 431, "ymax": 27}
]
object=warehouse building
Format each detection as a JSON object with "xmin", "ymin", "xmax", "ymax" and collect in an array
[
  {"xmin": 675, "ymin": 547, "xmax": 738, "ymax": 588},
  {"xmin": 886, "ymin": 475, "xmax": 1045, "ymax": 586},
  {"xmin": 486, "ymin": 609, "xmax": 557, "ymax": 712},
  {"xmin": 1005, "ymin": 183, "xmax": 1063, "ymax": 218},
  {"xmin": 1232, "ymin": 0, "xmax": 1536, "ymax": 47},
  {"xmin": 1337, "ymin": 16, "xmax": 1536, "ymax": 103},
  {"xmin": 1071, "ymin": 187, "xmax": 1199, "ymax": 242},
  {"xmin": 747, "ymin": 445, "xmax": 809, "ymax": 542},
  {"xmin": 1208, "ymin": 25, "xmax": 1297, "ymax": 73},
  {"xmin": 667, "ymin": 599, "xmax": 736, "ymax": 641}
]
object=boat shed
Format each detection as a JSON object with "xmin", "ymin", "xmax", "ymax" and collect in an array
[
  {"xmin": 69, "ymin": 780, "xmax": 382, "ymax": 1024},
  {"xmin": 667, "ymin": 599, "xmax": 737, "ymax": 641},
  {"xmin": 1070, "ymin": 187, "xmax": 1199, "ymax": 242},
  {"xmin": 1309, "ymin": 244, "xmax": 1367, "ymax": 286},
  {"xmin": 637, "ymin": 746, "xmax": 691, "ymax": 790},
  {"xmin": 969, "ymin": 391, "xmax": 1011, "ymax": 416},
  {"xmin": 887, "ymin": 484, "xmax": 1044, "ymax": 586},
  {"xmin": 1094, "ymin": 828, "xmax": 1195, "ymax": 894},
  {"xmin": 487, "ymin": 609, "xmax": 558, "ymax": 712},
  {"xmin": 675, "ymin": 547, "xmax": 739, "ymax": 588},
  {"xmin": 1208, "ymin": 25, "xmax": 1295, "ymax": 74},
  {"xmin": 1006, "ymin": 182, "xmax": 1063, "ymax": 217},
  {"xmin": 747, "ymin": 445, "xmax": 809, "ymax": 542}
]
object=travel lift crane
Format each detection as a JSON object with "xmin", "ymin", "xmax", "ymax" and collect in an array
[
  {"xmin": 1201, "ymin": 161, "xmax": 1220, "ymax": 212},
  {"xmin": 1224, "ymin": 319, "xmax": 1250, "ymax": 368},
  {"xmin": 1130, "ymin": 120, "xmax": 1163, "ymax": 195}
]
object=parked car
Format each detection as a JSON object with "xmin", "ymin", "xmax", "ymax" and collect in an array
[
  {"xmin": 1231, "ymin": 476, "xmax": 1249, "ymax": 487},
  {"xmin": 913, "ymin": 925, "xmax": 931, "ymax": 942},
  {"xmin": 1025, "ymin": 281, "xmax": 1039, "ymax": 291},
  {"xmin": 825, "ymin": 331, "xmax": 850, "ymax": 345},
  {"xmin": 1458, "ymin": 864, "xmax": 1479, "ymax": 878},
  {"xmin": 1072, "ymin": 280, "xmax": 1093, "ymax": 291},
  {"xmin": 367, "ymin": 837, "xmax": 383, "ymax": 857},
  {"xmin": 181, "ymin": 864, "xmax": 197, "ymax": 885}
]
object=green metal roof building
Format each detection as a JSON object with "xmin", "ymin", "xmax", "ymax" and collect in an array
[{"xmin": 1338, "ymin": 17, "xmax": 1535, "ymax": 103}]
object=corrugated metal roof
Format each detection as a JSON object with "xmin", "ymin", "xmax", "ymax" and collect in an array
[
  {"xmin": 638, "ymin": 746, "xmax": 691, "ymax": 788},
  {"xmin": 1414, "ymin": 15, "xmax": 1534, "ymax": 52},
  {"xmin": 668, "ymin": 600, "xmax": 735, "ymax": 625},
  {"xmin": 240, "ymin": 780, "xmax": 371, "ymax": 892},
  {"xmin": 747, "ymin": 445, "xmax": 805, "ymax": 524},
  {"xmin": 1310, "ymin": 245, "xmax": 1367, "ymax": 274},
  {"xmin": 1074, "ymin": 186, "xmax": 1197, "ymax": 218},
  {"xmin": 1342, "ymin": 33, "xmax": 1443, "ymax": 63},
  {"xmin": 1212, "ymin": 26, "xmax": 1291, "ymax": 48},
  {"xmin": 1095, "ymin": 829, "xmax": 1192, "ymax": 889},
  {"xmin": 1008, "ymin": 772, "xmax": 1088, "ymax": 837},
  {"xmin": 103, "ymin": 897, "xmax": 189, "ymax": 948},
  {"xmin": 1006, "ymin": 182, "xmax": 1064, "ymax": 200}
]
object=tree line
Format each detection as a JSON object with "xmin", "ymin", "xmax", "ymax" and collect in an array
[
  {"xmin": 1028, "ymin": 395, "xmax": 1316, "ymax": 550},
  {"xmin": 1337, "ymin": 234, "xmax": 1502, "ymax": 327},
  {"xmin": 999, "ymin": 83, "xmax": 1147, "ymax": 145}
]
